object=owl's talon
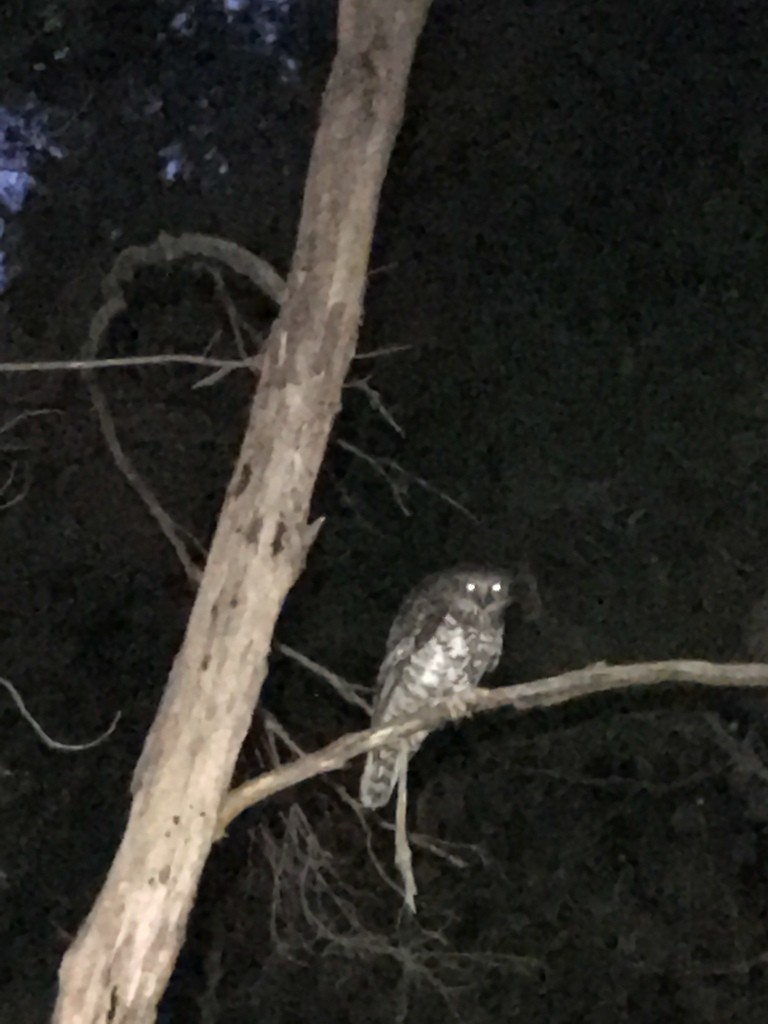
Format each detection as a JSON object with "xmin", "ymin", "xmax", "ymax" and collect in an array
[{"xmin": 445, "ymin": 694, "xmax": 468, "ymax": 721}]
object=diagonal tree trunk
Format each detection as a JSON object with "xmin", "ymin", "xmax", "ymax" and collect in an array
[{"xmin": 53, "ymin": 2, "xmax": 434, "ymax": 1020}]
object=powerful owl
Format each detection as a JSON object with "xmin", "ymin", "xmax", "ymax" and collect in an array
[{"xmin": 359, "ymin": 566, "xmax": 512, "ymax": 809}]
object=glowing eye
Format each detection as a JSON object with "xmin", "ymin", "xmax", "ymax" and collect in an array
[
  {"xmin": 465, "ymin": 582, "xmax": 476, "ymax": 592},
  {"xmin": 491, "ymin": 582, "xmax": 502, "ymax": 593}
]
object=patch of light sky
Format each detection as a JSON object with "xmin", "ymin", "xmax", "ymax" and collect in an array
[
  {"xmin": 1, "ymin": 1, "xmax": 301, "ymax": 293},
  {"xmin": 0, "ymin": 101, "xmax": 63, "ymax": 295},
  {"xmin": 160, "ymin": 0, "xmax": 299, "ymax": 185}
]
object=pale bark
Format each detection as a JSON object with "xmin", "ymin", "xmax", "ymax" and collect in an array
[{"xmin": 53, "ymin": 1, "xmax": 434, "ymax": 1020}]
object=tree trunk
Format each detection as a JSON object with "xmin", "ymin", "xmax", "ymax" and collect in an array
[{"xmin": 53, "ymin": 2, "xmax": 434, "ymax": 1020}]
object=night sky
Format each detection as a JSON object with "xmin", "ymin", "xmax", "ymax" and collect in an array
[{"xmin": 2, "ymin": 1, "xmax": 768, "ymax": 1021}]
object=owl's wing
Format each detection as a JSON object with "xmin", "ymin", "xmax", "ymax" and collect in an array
[{"xmin": 485, "ymin": 643, "xmax": 502, "ymax": 675}]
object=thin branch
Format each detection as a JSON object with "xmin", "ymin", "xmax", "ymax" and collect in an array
[
  {"xmin": 514, "ymin": 765, "xmax": 720, "ymax": 794},
  {"xmin": 217, "ymin": 659, "xmax": 768, "ymax": 834},
  {"xmin": 261, "ymin": 710, "xmax": 407, "ymax": 901},
  {"xmin": 355, "ymin": 344, "xmax": 413, "ymax": 359},
  {"xmin": 346, "ymin": 378, "xmax": 405, "ymax": 436},
  {"xmin": 86, "ymin": 372, "xmax": 204, "ymax": 584},
  {"xmin": 0, "ymin": 355, "xmax": 258, "ymax": 373},
  {"xmin": 337, "ymin": 439, "xmax": 478, "ymax": 521},
  {"xmin": 0, "ymin": 461, "xmax": 31, "ymax": 510},
  {"xmin": 394, "ymin": 747, "xmax": 417, "ymax": 912},
  {"xmin": 275, "ymin": 642, "xmax": 372, "ymax": 714},
  {"xmin": 100, "ymin": 230, "xmax": 287, "ymax": 306},
  {"xmin": 0, "ymin": 347, "xmax": 407, "ymax": 380},
  {"xmin": 338, "ymin": 438, "xmax": 413, "ymax": 514},
  {"xmin": 262, "ymin": 707, "xmax": 470, "ymax": 902},
  {"xmin": 700, "ymin": 711, "xmax": 768, "ymax": 786},
  {"xmin": 0, "ymin": 676, "xmax": 121, "ymax": 751},
  {"xmin": 0, "ymin": 408, "xmax": 62, "ymax": 435}
]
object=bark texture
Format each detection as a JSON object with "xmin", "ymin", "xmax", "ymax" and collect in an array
[{"xmin": 53, "ymin": 2, "xmax": 434, "ymax": 1020}]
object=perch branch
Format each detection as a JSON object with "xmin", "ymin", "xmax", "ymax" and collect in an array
[{"xmin": 218, "ymin": 659, "xmax": 768, "ymax": 833}]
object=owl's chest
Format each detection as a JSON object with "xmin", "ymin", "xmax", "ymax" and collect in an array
[{"xmin": 412, "ymin": 625, "xmax": 499, "ymax": 695}]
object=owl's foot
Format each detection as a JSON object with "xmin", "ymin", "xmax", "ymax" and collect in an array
[{"xmin": 444, "ymin": 694, "xmax": 469, "ymax": 721}]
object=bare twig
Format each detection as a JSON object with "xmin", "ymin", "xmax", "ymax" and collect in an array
[
  {"xmin": 217, "ymin": 659, "xmax": 768, "ymax": 834},
  {"xmin": 0, "ymin": 355, "xmax": 257, "ymax": 373},
  {"xmin": 98, "ymin": 231, "xmax": 286, "ymax": 306},
  {"xmin": 264, "ymin": 713, "xmax": 398, "ymax": 894},
  {"xmin": 206, "ymin": 266, "xmax": 251, "ymax": 361},
  {"xmin": 85, "ymin": 370, "xmax": 204, "ymax": 584},
  {"xmin": 337, "ymin": 439, "xmax": 477, "ymax": 521},
  {"xmin": 0, "ymin": 408, "xmax": 62, "ymax": 435},
  {"xmin": 514, "ymin": 765, "xmax": 720, "ymax": 794},
  {"xmin": 355, "ymin": 344, "xmax": 412, "ymax": 359},
  {"xmin": 275, "ymin": 642, "xmax": 372, "ymax": 714},
  {"xmin": 0, "ymin": 351, "xmax": 405, "ymax": 376},
  {"xmin": 346, "ymin": 378, "xmax": 405, "ymax": 436},
  {"xmin": 261, "ymin": 710, "xmax": 407, "ymax": 904},
  {"xmin": 377, "ymin": 825, "xmax": 478, "ymax": 870},
  {"xmin": 0, "ymin": 676, "xmax": 121, "ymax": 751},
  {"xmin": 700, "ymin": 712, "xmax": 768, "ymax": 785},
  {"xmin": 338, "ymin": 438, "xmax": 412, "ymax": 514},
  {"xmin": 0, "ymin": 461, "xmax": 32, "ymax": 510},
  {"xmin": 394, "ymin": 747, "xmax": 417, "ymax": 912},
  {"xmin": 262, "ymin": 708, "xmax": 465, "ymax": 903}
]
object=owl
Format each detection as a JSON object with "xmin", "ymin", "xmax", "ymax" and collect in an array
[{"xmin": 359, "ymin": 566, "xmax": 512, "ymax": 809}]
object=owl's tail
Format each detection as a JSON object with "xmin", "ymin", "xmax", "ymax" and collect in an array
[{"xmin": 359, "ymin": 746, "xmax": 401, "ymax": 809}]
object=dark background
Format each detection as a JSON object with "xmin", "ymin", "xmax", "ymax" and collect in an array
[{"xmin": 2, "ymin": 0, "xmax": 768, "ymax": 1020}]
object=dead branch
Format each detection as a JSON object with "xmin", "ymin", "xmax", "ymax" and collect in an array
[
  {"xmin": 262, "ymin": 708, "xmax": 467, "ymax": 909},
  {"xmin": 337, "ymin": 438, "xmax": 478, "ymax": 521},
  {"xmin": 53, "ymin": 3, "xmax": 435, "ymax": 1021},
  {"xmin": 275, "ymin": 642, "xmax": 372, "ymax": 714},
  {"xmin": 0, "ymin": 462, "xmax": 30, "ymax": 510},
  {"xmin": 0, "ymin": 676, "xmax": 120, "ymax": 751},
  {"xmin": 345, "ymin": 377, "xmax": 405, "ymax": 435},
  {"xmin": 394, "ymin": 746, "xmax": 417, "ymax": 912},
  {"xmin": 218, "ymin": 659, "xmax": 768, "ymax": 833},
  {"xmin": 0, "ymin": 354, "xmax": 255, "ymax": 373},
  {"xmin": 0, "ymin": 347, "xmax": 409, "ymax": 376}
]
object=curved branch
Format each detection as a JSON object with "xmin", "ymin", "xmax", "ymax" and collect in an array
[
  {"xmin": 0, "ymin": 676, "xmax": 121, "ymax": 751},
  {"xmin": 78, "ymin": 233, "xmax": 286, "ymax": 587},
  {"xmin": 217, "ymin": 659, "xmax": 768, "ymax": 834}
]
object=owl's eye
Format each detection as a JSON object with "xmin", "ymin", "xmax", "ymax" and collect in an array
[
  {"xmin": 491, "ymin": 582, "xmax": 502, "ymax": 593},
  {"xmin": 465, "ymin": 582, "xmax": 476, "ymax": 592}
]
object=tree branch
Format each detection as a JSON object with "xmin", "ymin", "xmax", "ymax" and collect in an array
[{"xmin": 218, "ymin": 659, "xmax": 768, "ymax": 833}]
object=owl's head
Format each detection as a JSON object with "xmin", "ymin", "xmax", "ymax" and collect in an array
[{"xmin": 447, "ymin": 566, "xmax": 513, "ymax": 617}]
